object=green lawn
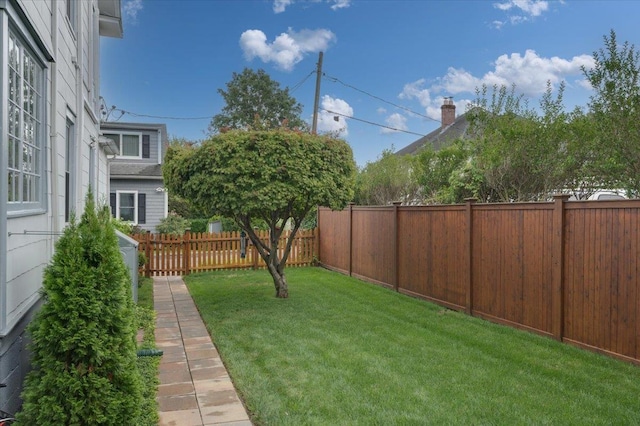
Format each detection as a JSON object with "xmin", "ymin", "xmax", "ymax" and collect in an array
[{"xmin": 186, "ymin": 267, "xmax": 640, "ymax": 425}]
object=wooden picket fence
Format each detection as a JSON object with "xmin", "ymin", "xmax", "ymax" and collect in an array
[{"xmin": 132, "ymin": 229, "xmax": 317, "ymax": 277}]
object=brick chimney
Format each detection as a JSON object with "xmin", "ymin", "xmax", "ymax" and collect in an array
[{"xmin": 441, "ymin": 97, "xmax": 456, "ymax": 128}]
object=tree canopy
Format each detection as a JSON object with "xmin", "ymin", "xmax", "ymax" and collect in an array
[
  {"xmin": 209, "ymin": 68, "xmax": 307, "ymax": 134},
  {"xmin": 354, "ymin": 149, "xmax": 421, "ymax": 205},
  {"xmin": 583, "ymin": 29, "xmax": 640, "ymax": 196},
  {"xmin": 163, "ymin": 129, "xmax": 356, "ymax": 297}
]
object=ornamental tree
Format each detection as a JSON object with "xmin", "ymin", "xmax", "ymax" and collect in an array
[{"xmin": 163, "ymin": 129, "xmax": 356, "ymax": 298}]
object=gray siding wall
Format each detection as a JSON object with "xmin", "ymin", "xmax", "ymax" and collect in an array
[
  {"xmin": 111, "ymin": 179, "xmax": 166, "ymax": 232},
  {"xmin": 104, "ymin": 126, "xmax": 164, "ymax": 164},
  {"xmin": 0, "ymin": 301, "xmax": 41, "ymax": 415}
]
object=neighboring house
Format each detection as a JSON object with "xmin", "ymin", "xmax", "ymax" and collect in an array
[
  {"xmin": 396, "ymin": 98, "xmax": 471, "ymax": 156},
  {"xmin": 0, "ymin": 0, "xmax": 122, "ymax": 413},
  {"xmin": 102, "ymin": 122, "xmax": 168, "ymax": 232}
]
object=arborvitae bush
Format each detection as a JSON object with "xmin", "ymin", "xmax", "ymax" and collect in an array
[{"xmin": 17, "ymin": 192, "xmax": 142, "ymax": 425}]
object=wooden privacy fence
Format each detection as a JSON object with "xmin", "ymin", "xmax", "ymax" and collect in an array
[
  {"xmin": 318, "ymin": 197, "xmax": 640, "ymax": 365},
  {"xmin": 132, "ymin": 229, "xmax": 317, "ymax": 277}
]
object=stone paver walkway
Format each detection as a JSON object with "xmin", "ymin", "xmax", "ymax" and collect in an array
[{"xmin": 154, "ymin": 276, "xmax": 252, "ymax": 426}]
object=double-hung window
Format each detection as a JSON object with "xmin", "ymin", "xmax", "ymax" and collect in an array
[
  {"xmin": 4, "ymin": 7, "xmax": 48, "ymax": 215},
  {"xmin": 103, "ymin": 133, "xmax": 143, "ymax": 159},
  {"xmin": 110, "ymin": 191, "xmax": 146, "ymax": 225}
]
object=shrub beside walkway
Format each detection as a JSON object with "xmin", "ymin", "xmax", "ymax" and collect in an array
[{"xmin": 154, "ymin": 276, "xmax": 251, "ymax": 426}]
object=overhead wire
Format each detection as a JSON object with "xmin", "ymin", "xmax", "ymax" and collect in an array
[
  {"xmin": 323, "ymin": 73, "xmax": 441, "ymax": 123},
  {"xmin": 322, "ymin": 109, "xmax": 426, "ymax": 137},
  {"xmin": 103, "ymin": 73, "xmax": 315, "ymax": 122},
  {"xmin": 114, "ymin": 109, "xmax": 211, "ymax": 120},
  {"xmin": 290, "ymin": 69, "xmax": 315, "ymax": 93}
]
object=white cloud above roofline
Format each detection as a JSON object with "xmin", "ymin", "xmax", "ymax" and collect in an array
[
  {"xmin": 400, "ymin": 49, "xmax": 594, "ymax": 120},
  {"xmin": 273, "ymin": 0, "xmax": 352, "ymax": 14},
  {"xmin": 239, "ymin": 28, "xmax": 336, "ymax": 71}
]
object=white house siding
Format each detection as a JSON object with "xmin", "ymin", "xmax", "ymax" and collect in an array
[
  {"xmin": 0, "ymin": 0, "xmax": 121, "ymax": 413},
  {"xmin": 110, "ymin": 178, "xmax": 167, "ymax": 232}
]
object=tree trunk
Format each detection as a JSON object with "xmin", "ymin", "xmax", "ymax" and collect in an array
[{"xmin": 267, "ymin": 259, "xmax": 289, "ymax": 298}]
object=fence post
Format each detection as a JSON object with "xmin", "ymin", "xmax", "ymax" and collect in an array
[
  {"xmin": 145, "ymin": 231, "xmax": 151, "ymax": 278},
  {"xmin": 465, "ymin": 198, "xmax": 477, "ymax": 315},
  {"xmin": 348, "ymin": 202, "xmax": 354, "ymax": 277},
  {"xmin": 393, "ymin": 201, "xmax": 402, "ymax": 292},
  {"xmin": 184, "ymin": 230, "xmax": 191, "ymax": 276},
  {"xmin": 552, "ymin": 194, "xmax": 570, "ymax": 341}
]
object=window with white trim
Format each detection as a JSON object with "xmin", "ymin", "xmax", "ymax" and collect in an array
[
  {"xmin": 110, "ymin": 191, "xmax": 146, "ymax": 224},
  {"xmin": 66, "ymin": 0, "xmax": 77, "ymax": 34},
  {"xmin": 6, "ymin": 23, "xmax": 46, "ymax": 213},
  {"xmin": 116, "ymin": 190, "xmax": 137, "ymax": 223},
  {"xmin": 103, "ymin": 132, "xmax": 143, "ymax": 158}
]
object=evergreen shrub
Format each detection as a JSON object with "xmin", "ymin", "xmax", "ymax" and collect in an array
[{"xmin": 17, "ymin": 192, "xmax": 143, "ymax": 425}]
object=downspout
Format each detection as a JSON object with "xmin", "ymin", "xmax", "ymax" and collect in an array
[
  {"xmin": 75, "ymin": 3, "xmax": 83, "ymax": 210},
  {"xmin": 50, "ymin": 0, "xmax": 60, "ymax": 243}
]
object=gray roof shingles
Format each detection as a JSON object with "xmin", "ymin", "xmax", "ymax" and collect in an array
[
  {"xmin": 395, "ymin": 112, "xmax": 471, "ymax": 156},
  {"xmin": 110, "ymin": 163, "xmax": 163, "ymax": 178}
]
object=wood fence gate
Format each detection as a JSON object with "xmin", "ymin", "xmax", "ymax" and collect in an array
[{"xmin": 132, "ymin": 229, "xmax": 317, "ymax": 277}]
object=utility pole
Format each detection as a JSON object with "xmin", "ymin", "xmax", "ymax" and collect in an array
[{"xmin": 311, "ymin": 51, "xmax": 324, "ymax": 134}]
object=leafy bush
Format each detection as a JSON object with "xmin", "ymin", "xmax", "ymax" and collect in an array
[
  {"xmin": 138, "ymin": 252, "xmax": 147, "ymax": 268},
  {"xmin": 17, "ymin": 192, "xmax": 143, "ymax": 425},
  {"xmin": 156, "ymin": 212, "xmax": 190, "ymax": 235},
  {"xmin": 188, "ymin": 218, "xmax": 209, "ymax": 233},
  {"xmin": 112, "ymin": 217, "xmax": 133, "ymax": 234}
]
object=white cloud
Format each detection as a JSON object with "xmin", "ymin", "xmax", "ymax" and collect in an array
[
  {"xmin": 400, "ymin": 49, "xmax": 593, "ymax": 121},
  {"xmin": 273, "ymin": 0, "xmax": 351, "ymax": 13},
  {"xmin": 330, "ymin": 0, "xmax": 352, "ymax": 10},
  {"xmin": 318, "ymin": 95, "xmax": 352, "ymax": 135},
  {"xmin": 399, "ymin": 79, "xmax": 432, "ymax": 107},
  {"xmin": 381, "ymin": 113, "xmax": 408, "ymax": 134},
  {"xmin": 123, "ymin": 0, "xmax": 143, "ymax": 21},
  {"xmin": 494, "ymin": 0, "xmax": 549, "ymax": 16},
  {"xmin": 240, "ymin": 28, "xmax": 336, "ymax": 71},
  {"xmin": 435, "ymin": 50, "xmax": 593, "ymax": 97},
  {"xmin": 492, "ymin": 0, "xmax": 549, "ymax": 27},
  {"xmin": 576, "ymin": 78, "xmax": 593, "ymax": 90},
  {"xmin": 376, "ymin": 107, "xmax": 387, "ymax": 114},
  {"xmin": 273, "ymin": 0, "xmax": 293, "ymax": 13}
]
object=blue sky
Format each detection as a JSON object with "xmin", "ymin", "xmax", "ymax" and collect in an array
[{"xmin": 101, "ymin": 0, "xmax": 640, "ymax": 166}]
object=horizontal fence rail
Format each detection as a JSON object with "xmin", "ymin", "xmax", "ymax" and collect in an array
[
  {"xmin": 318, "ymin": 198, "xmax": 640, "ymax": 365},
  {"xmin": 132, "ymin": 229, "xmax": 317, "ymax": 277}
]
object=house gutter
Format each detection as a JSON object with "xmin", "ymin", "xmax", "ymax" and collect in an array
[
  {"xmin": 50, "ymin": 0, "xmax": 60, "ymax": 241},
  {"xmin": 75, "ymin": 2, "xmax": 84, "ymax": 213}
]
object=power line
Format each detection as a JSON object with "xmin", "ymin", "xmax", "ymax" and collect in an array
[
  {"xmin": 290, "ymin": 69, "xmax": 315, "ymax": 93},
  {"xmin": 115, "ymin": 109, "xmax": 211, "ymax": 121},
  {"xmin": 323, "ymin": 73, "xmax": 441, "ymax": 123},
  {"xmin": 322, "ymin": 109, "xmax": 426, "ymax": 137}
]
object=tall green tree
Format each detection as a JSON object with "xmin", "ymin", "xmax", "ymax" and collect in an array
[
  {"xmin": 355, "ymin": 149, "xmax": 421, "ymax": 205},
  {"xmin": 163, "ymin": 129, "xmax": 355, "ymax": 298},
  {"xmin": 209, "ymin": 68, "xmax": 307, "ymax": 134},
  {"xmin": 18, "ymin": 192, "xmax": 142, "ymax": 425},
  {"xmin": 583, "ymin": 29, "xmax": 640, "ymax": 195},
  {"xmin": 414, "ymin": 140, "xmax": 485, "ymax": 204},
  {"xmin": 468, "ymin": 83, "xmax": 568, "ymax": 201}
]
